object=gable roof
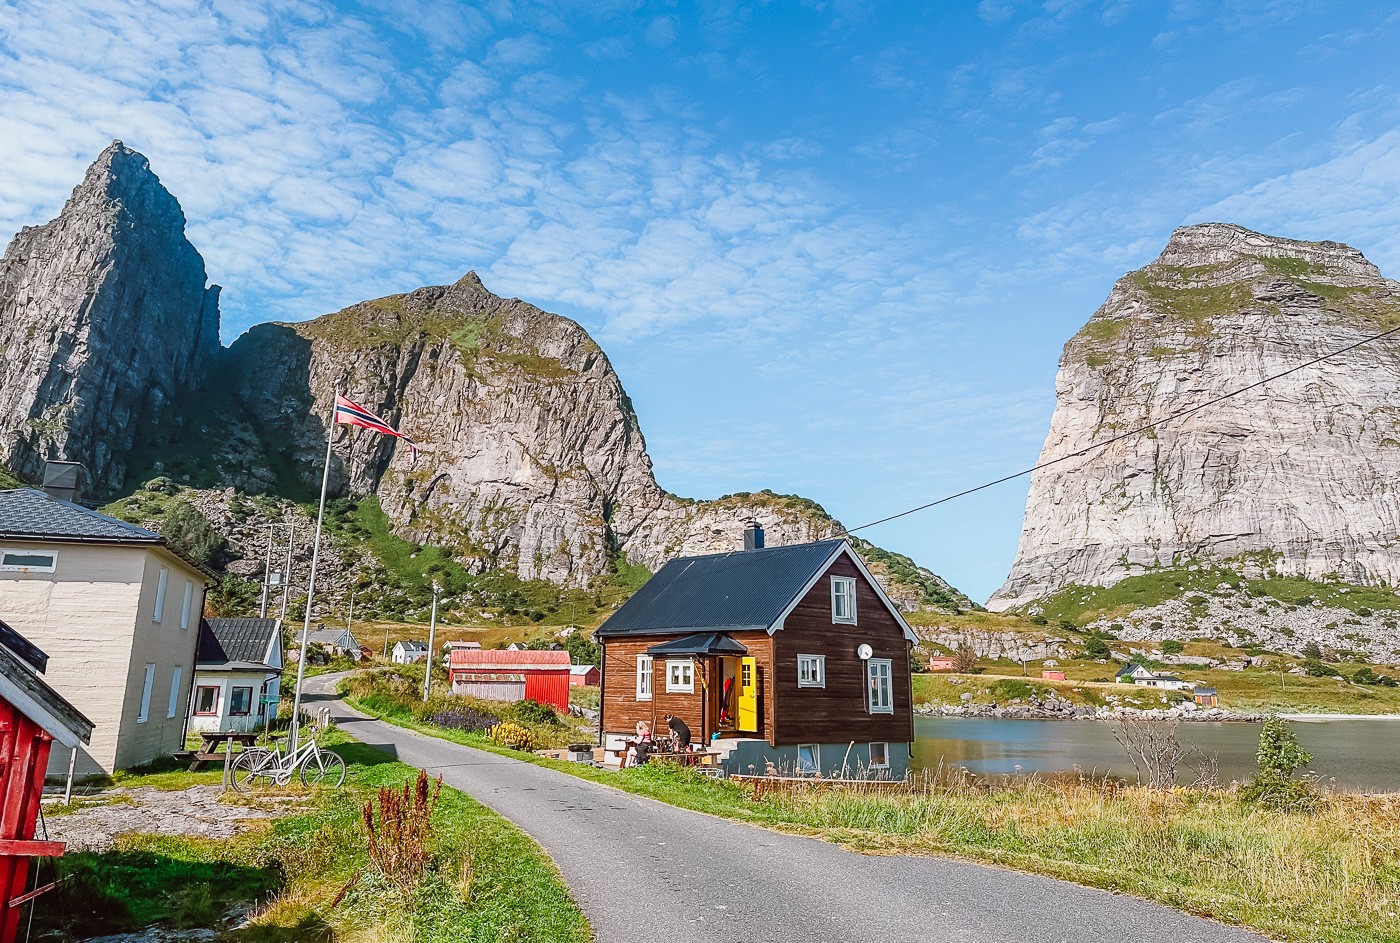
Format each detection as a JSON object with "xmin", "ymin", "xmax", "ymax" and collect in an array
[
  {"xmin": 394, "ymin": 640, "xmax": 428, "ymax": 652},
  {"xmin": 568, "ymin": 664, "xmax": 598, "ymax": 676},
  {"xmin": 197, "ymin": 618, "xmax": 280, "ymax": 670},
  {"xmin": 596, "ymin": 539, "xmax": 916, "ymax": 643},
  {"xmin": 304, "ymin": 628, "xmax": 357, "ymax": 648},
  {"xmin": 0, "ymin": 618, "xmax": 94, "ymax": 748},
  {"xmin": 450, "ymin": 649, "xmax": 570, "ymax": 670},
  {"xmin": 0, "ymin": 488, "xmax": 161, "ymax": 542}
]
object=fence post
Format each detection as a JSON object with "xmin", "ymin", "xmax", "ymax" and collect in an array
[{"xmin": 222, "ymin": 737, "xmax": 233, "ymax": 792}]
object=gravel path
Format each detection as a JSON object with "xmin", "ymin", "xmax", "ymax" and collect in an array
[
  {"xmin": 45, "ymin": 786, "xmax": 285, "ymax": 853},
  {"xmin": 304, "ymin": 675, "xmax": 1267, "ymax": 943}
]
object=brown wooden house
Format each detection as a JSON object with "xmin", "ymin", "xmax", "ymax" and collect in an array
[{"xmin": 595, "ymin": 532, "xmax": 917, "ymax": 778}]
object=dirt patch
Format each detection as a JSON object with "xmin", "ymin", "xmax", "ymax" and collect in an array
[{"xmin": 45, "ymin": 786, "xmax": 297, "ymax": 852}]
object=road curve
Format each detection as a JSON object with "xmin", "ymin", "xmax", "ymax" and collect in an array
[{"xmin": 304, "ymin": 676, "xmax": 1265, "ymax": 943}]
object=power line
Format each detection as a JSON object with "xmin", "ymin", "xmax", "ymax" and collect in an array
[{"xmin": 840, "ymin": 322, "xmax": 1400, "ymax": 537}]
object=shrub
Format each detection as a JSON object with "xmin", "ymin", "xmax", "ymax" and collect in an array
[
  {"xmin": 951, "ymin": 643, "xmax": 979, "ymax": 673},
  {"xmin": 989, "ymin": 679, "xmax": 1034, "ymax": 701},
  {"xmin": 360, "ymin": 770, "xmax": 443, "ymax": 889},
  {"xmin": 1161, "ymin": 640, "xmax": 1184, "ymax": 655},
  {"xmin": 1082, "ymin": 637, "xmax": 1110, "ymax": 659},
  {"xmin": 488, "ymin": 722, "xmax": 535, "ymax": 751},
  {"xmin": 157, "ymin": 500, "xmax": 227, "ymax": 568},
  {"xmin": 1301, "ymin": 640, "xmax": 1323, "ymax": 660},
  {"xmin": 507, "ymin": 699, "xmax": 563, "ymax": 727},
  {"xmin": 1303, "ymin": 659, "xmax": 1333, "ymax": 677},
  {"xmin": 1242, "ymin": 716, "xmax": 1315, "ymax": 810}
]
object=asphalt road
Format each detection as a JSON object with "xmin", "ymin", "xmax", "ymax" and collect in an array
[{"xmin": 304, "ymin": 675, "xmax": 1266, "ymax": 943}]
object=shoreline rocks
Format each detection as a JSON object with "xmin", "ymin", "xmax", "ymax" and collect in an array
[{"xmin": 914, "ymin": 700, "xmax": 1261, "ymax": 722}]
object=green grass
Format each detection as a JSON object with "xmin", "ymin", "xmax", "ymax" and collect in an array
[
  {"xmin": 0, "ymin": 463, "xmax": 23, "ymax": 488},
  {"xmin": 35, "ymin": 731, "xmax": 589, "ymax": 943}
]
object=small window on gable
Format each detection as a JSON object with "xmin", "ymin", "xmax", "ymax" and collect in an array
[
  {"xmin": 666, "ymin": 659, "xmax": 694, "ymax": 693},
  {"xmin": 869, "ymin": 741, "xmax": 889, "ymax": 769},
  {"xmin": 831, "ymin": 576, "xmax": 856, "ymax": 624},
  {"xmin": 0, "ymin": 549, "xmax": 57, "ymax": 573},
  {"xmin": 797, "ymin": 654, "xmax": 825, "ymax": 688},
  {"xmin": 636, "ymin": 655, "xmax": 653, "ymax": 701}
]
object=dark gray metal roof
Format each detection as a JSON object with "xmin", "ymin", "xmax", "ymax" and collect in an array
[
  {"xmin": 596, "ymin": 540, "xmax": 844, "ymax": 638},
  {"xmin": 0, "ymin": 488, "xmax": 160, "ymax": 542},
  {"xmin": 197, "ymin": 617, "xmax": 280, "ymax": 668},
  {"xmin": 645, "ymin": 633, "xmax": 750, "ymax": 656}
]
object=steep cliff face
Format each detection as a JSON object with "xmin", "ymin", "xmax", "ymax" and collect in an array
[
  {"xmin": 990, "ymin": 223, "xmax": 1400, "ymax": 610},
  {"xmin": 0, "ymin": 142, "xmax": 220, "ymax": 494}
]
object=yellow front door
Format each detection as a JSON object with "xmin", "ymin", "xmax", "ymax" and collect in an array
[{"xmin": 737, "ymin": 656, "xmax": 758, "ymax": 732}]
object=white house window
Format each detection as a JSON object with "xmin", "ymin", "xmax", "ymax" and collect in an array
[
  {"xmin": 167, "ymin": 666, "xmax": 183, "ymax": 718},
  {"xmin": 797, "ymin": 743, "xmax": 820, "ymax": 775},
  {"xmin": 797, "ymin": 654, "xmax": 826, "ymax": 688},
  {"xmin": 666, "ymin": 659, "xmax": 694, "ymax": 693},
  {"xmin": 230, "ymin": 686, "xmax": 253, "ymax": 716},
  {"xmin": 194, "ymin": 686, "xmax": 219, "ymax": 715},
  {"xmin": 830, "ymin": 576, "xmax": 856, "ymax": 624},
  {"xmin": 867, "ymin": 658, "xmax": 893, "ymax": 714},
  {"xmin": 636, "ymin": 655, "xmax": 653, "ymax": 701},
  {"xmin": 869, "ymin": 741, "xmax": 889, "ymax": 769},
  {"xmin": 153, "ymin": 567, "xmax": 169, "ymax": 624},
  {"xmin": 0, "ymin": 549, "xmax": 57, "ymax": 572},
  {"xmin": 137, "ymin": 663, "xmax": 155, "ymax": 723},
  {"xmin": 180, "ymin": 581, "xmax": 193, "ymax": 630}
]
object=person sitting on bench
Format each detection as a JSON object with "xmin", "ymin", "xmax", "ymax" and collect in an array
[
  {"xmin": 664, "ymin": 713, "xmax": 692, "ymax": 753},
  {"xmin": 623, "ymin": 721, "xmax": 653, "ymax": 766}
]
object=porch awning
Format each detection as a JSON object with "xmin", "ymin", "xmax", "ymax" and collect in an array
[{"xmin": 645, "ymin": 633, "xmax": 748, "ymax": 656}]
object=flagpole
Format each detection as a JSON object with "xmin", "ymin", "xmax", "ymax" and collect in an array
[{"xmin": 288, "ymin": 390, "xmax": 338, "ymax": 753}]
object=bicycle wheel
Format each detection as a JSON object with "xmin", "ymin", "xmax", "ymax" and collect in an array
[
  {"xmin": 300, "ymin": 749, "xmax": 347, "ymax": 788},
  {"xmin": 230, "ymin": 750, "xmax": 275, "ymax": 792}
]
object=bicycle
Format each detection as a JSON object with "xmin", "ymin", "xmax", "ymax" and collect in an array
[{"xmin": 229, "ymin": 734, "xmax": 347, "ymax": 791}]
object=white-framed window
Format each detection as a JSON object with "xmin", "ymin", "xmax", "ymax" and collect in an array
[
  {"xmin": 797, "ymin": 743, "xmax": 820, "ymax": 775},
  {"xmin": 666, "ymin": 659, "xmax": 694, "ymax": 693},
  {"xmin": 152, "ymin": 567, "xmax": 169, "ymax": 624},
  {"xmin": 636, "ymin": 655, "xmax": 653, "ymax": 701},
  {"xmin": 180, "ymin": 581, "xmax": 193, "ymax": 630},
  {"xmin": 869, "ymin": 741, "xmax": 889, "ymax": 769},
  {"xmin": 867, "ymin": 658, "xmax": 893, "ymax": 714},
  {"xmin": 0, "ymin": 548, "xmax": 57, "ymax": 572},
  {"xmin": 831, "ymin": 576, "xmax": 857, "ymax": 624},
  {"xmin": 797, "ymin": 653, "xmax": 826, "ymax": 688},
  {"xmin": 137, "ymin": 663, "xmax": 155, "ymax": 723},
  {"xmin": 167, "ymin": 666, "xmax": 183, "ymax": 718}
]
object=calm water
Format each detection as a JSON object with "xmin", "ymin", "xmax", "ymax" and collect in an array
[{"xmin": 912, "ymin": 715, "xmax": 1400, "ymax": 793}]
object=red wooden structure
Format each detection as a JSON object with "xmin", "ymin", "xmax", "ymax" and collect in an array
[
  {"xmin": 449, "ymin": 649, "xmax": 571, "ymax": 711},
  {"xmin": 0, "ymin": 619, "xmax": 94, "ymax": 943}
]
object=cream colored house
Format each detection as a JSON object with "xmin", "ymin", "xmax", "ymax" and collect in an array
[{"xmin": 0, "ymin": 488, "xmax": 212, "ymax": 776}]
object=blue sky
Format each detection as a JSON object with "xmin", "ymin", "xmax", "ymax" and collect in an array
[{"xmin": 3, "ymin": 1, "xmax": 1400, "ymax": 602}]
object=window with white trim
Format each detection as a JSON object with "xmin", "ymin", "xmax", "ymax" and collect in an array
[
  {"xmin": 797, "ymin": 743, "xmax": 820, "ymax": 775},
  {"xmin": 666, "ymin": 659, "xmax": 694, "ymax": 693},
  {"xmin": 153, "ymin": 567, "xmax": 168, "ymax": 624},
  {"xmin": 0, "ymin": 548, "xmax": 57, "ymax": 572},
  {"xmin": 797, "ymin": 654, "xmax": 825, "ymax": 688},
  {"xmin": 137, "ymin": 663, "xmax": 155, "ymax": 723},
  {"xmin": 869, "ymin": 741, "xmax": 889, "ymax": 769},
  {"xmin": 194, "ymin": 686, "xmax": 219, "ymax": 715},
  {"xmin": 867, "ymin": 658, "xmax": 893, "ymax": 714},
  {"xmin": 636, "ymin": 655, "xmax": 653, "ymax": 701},
  {"xmin": 830, "ymin": 576, "xmax": 856, "ymax": 624},
  {"xmin": 180, "ymin": 581, "xmax": 193, "ymax": 630},
  {"xmin": 167, "ymin": 666, "xmax": 183, "ymax": 718}
]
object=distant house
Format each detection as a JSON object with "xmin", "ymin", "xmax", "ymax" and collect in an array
[
  {"xmin": 505, "ymin": 642, "xmax": 528, "ymax": 651},
  {"xmin": 301, "ymin": 627, "xmax": 359, "ymax": 659},
  {"xmin": 190, "ymin": 618, "xmax": 283, "ymax": 734},
  {"xmin": 595, "ymin": 532, "xmax": 917, "ymax": 779},
  {"xmin": 392, "ymin": 640, "xmax": 429, "ymax": 664},
  {"xmin": 1041, "ymin": 669, "xmax": 1066, "ymax": 682},
  {"xmin": 1192, "ymin": 687, "xmax": 1219, "ymax": 707},
  {"xmin": 1116, "ymin": 663, "xmax": 1187, "ymax": 690},
  {"xmin": 927, "ymin": 656, "xmax": 956, "ymax": 672},
  {"xmin": 569, "ymin": 664, "xmax": 600, "ymax": 687},
  {"xmin": 441, "ymin": 639, "xmax": 482, "ymax": 666},
  {"xmin": 0, "ymin": 485, "xmax": 211, "ymax": 775},
  {"xmin": 450, "ymin": 649, "xmax": 571, "ymax": 711}
]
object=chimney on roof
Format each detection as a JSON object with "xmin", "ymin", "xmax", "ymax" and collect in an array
[
  {"xmin": 743, "ymin": 520, "xmax": 765, "ymax": 551},
  {"xmin": 41, "ymin": 462, "xmax": 85, "ymax": 504}
]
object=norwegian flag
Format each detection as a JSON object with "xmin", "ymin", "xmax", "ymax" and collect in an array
[{"xmin": 334, "ymin": 394, "xmax": 418, "ymax": 462}]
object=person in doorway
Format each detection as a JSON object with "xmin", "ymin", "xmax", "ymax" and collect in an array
[
  {"xmin": 623, "ymin": 720, "xmax": 653, "ymax": 767},
  {"xmin": 664, "ymin": 713, "xmax": 692, "ymax": 752}
]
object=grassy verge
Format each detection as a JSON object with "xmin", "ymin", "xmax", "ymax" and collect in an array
[
  {"xmin": 344, "ymin": 676, "xmax": 1400, "ymax": 943},
  {"xmin": 36, "ymin": 730, "xmax": 590, "ymax": 943}
]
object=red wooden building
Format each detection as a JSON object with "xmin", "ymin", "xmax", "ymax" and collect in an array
[
  {"xmin": 596, "ymin": 530, "xmax": 917, "ymax": 778},
  {"xmin": 569, "ymin": 664, "xmax": 600, "ymax": 687},
  {"xmin": 0, "ymin": 620, "xmax": 94, "ymax": 942},
  {"xmin": 449, "ymin": 649, "xmax": 571, "ymax": 712}
]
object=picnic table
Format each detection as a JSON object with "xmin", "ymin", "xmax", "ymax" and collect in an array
[{"xmin": 173, "ymin": 732, "xmax": 259, "ymax": 771}]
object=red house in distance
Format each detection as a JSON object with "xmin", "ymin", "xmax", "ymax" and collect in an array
[{"xmin": 449, "ymin": 648, "xmax": 571, "ymax": 712}]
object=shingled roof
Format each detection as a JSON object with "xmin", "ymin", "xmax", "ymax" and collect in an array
[
  {"xmin": 0, "ymin": 489, "xmax": 160, "ymax": 542},
  {"xmin": 197, "ymin": 617, "xmax": 281, "ymax": 672}
]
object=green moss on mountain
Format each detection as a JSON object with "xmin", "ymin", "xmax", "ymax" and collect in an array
[{"xmin": 0, "ymin": 464, "xmax": 23, "ymax": 488}]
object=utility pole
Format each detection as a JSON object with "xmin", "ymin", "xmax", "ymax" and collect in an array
[
  {"xmin": 278, "ymin": 520, "xmax": 295, "ymax": 626},
  {"xmin": 259, "ymin": 523, "xmax": 274, "ymax": 618},
  {"xmin": 347, "ymin": 589, "xmax": 356, "ymax": 637},
  {"xmin": 423, "ymin": 582, "xmax": 441, "ymax": 702}
]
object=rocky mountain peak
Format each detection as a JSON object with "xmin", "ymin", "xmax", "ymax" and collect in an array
[{"xmin": 1154, "ymin": 222, "xmax": 1379, "ymax": 278}]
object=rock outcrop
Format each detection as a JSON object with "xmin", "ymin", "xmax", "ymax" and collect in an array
[
  {"xmin": 0, "ymin": 142, "xmax": 220, "ymax": 493},
  {"xmin": 991, "ymin": 223, "xmax": 1400, "ymax": 610}
]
